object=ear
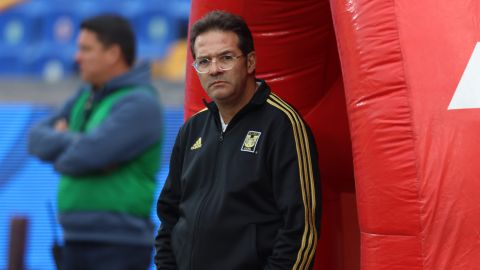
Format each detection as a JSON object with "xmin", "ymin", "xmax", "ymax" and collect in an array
[
  {"xmin": 247, "ymin": 51, "xmax": 256, "ymax": 74},
  {"xmin": 106, "ymin": 44, "xmax": 122, "ymax": 65}
]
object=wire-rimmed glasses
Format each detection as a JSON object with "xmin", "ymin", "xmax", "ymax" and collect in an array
[{"xmin": 192, "ymin": 54, "xmax": 244, "ymax": 74}]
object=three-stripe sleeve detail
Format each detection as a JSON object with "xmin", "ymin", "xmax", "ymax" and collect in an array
[{"xmin": 266, "ymin": 93, "xmax": 317, "ymax": 270}]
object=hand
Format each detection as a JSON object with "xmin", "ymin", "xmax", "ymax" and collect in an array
[{"xmin": 54, "ymin": 119, "xmax": 68, "ymax": 132}]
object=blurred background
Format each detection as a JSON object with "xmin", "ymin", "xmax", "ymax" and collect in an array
[{"xmin": 0, "ymin": 0, "xmax": 188, "ymax": 268}]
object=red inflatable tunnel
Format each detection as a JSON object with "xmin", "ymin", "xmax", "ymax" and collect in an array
[
  {"xmin": 331, "ymin": 0, "xmax": 480, "ymax": 269},
  {"xmin": 184, "ymin": 0, "xmax": 480, "ymax": 269}
]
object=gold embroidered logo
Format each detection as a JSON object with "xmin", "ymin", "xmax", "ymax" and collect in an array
[
  {"xmin": 190, "ymin": 137, "xmax": 202, "ymax": 150},
  {"xmin": 241, "ymin": 131, "xmax": 261, "ymax": 153}
]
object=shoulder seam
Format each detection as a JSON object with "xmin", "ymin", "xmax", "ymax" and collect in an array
[
  {"xmin": 184, "ymin": 107, "xmax": 208, "ymax": 126},
  {"xmin": 191, "ymin": 107, "xmax": 208, "ymax": 117}
]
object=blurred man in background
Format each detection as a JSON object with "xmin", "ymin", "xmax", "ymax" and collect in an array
[{"xmin": 28, "ymin": 14, "xmax": 162, "ymax": 270}]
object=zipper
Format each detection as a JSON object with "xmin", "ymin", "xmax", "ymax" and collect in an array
[
  {"xmin": 188, "ymin": 130, "xmax": 224, "ymax": 270},
  {"xmin": 79, "ymin": 93, "xmax": 95, "ymax": 131}
]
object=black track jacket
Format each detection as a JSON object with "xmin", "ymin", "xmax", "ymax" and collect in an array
[{"xmin": 155, "ymin": 80, "xmax": 321, "ymax": 270}]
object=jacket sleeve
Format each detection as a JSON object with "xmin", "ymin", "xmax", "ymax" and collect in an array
[
  {"xmin": 265, "ymin": 120, "xmax": 321, "ymax": 270},
  {"xmin": 28, "ymin": 92, "xmax": 79, "ymax": 162},
  {"xmin": 155, "ymin": 127, "xmax": 183, "ymax": 270},
  {"xmin": 53, "ymin": 91, "xmax": 162, "ymax": 176}
]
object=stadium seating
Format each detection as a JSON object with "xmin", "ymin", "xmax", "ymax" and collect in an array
[
  {"xmin": 0, "ymin": 0, "xmax": 190, "ymax": 79},
  {"xmin": 23, "ymin": 43, "xmax": 77, "ymax": 82},
  {"xmin": 0, "ymin": 1, "xmax": 45, "ymax": 47},
  {"xmin": 0, "ymin": 1, "xmax": 46, "ymax": 76}
]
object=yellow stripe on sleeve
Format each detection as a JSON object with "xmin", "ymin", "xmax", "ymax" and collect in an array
[{"xmin": 267, "ymin": 94, "xmax": 317, "ymax": 270}]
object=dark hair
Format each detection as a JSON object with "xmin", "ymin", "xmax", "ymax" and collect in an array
[
  {"xmin": 80, "ymin": 14, "xmax": 136, "ymax": 66},
  {"xmin": 189, "ymin": 10, "xmax": 254, "ymax": 58}
]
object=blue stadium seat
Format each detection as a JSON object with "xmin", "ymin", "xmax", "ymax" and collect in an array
[
  {"xmin": 131, "ymin": 5, "xmax": 177, "ymax": 60},
  {"xmin": 133, "ymin": 0, "xmax": 191, "ymax": 61},
  {"xmin": 166, "ymin": 0, "xmax": 191, "ymax": 21},
  {"xmin": 40, "ymin": 1, "xmax": 85, "ymax": 46},
  {"xmin": 0, "ymin": 0, "xmax": 192, "ymax": 76},
  {"xmin": 0, "ymin": 1, "xmax": 48, "ymax": 76},
  {"xmin": 98, "ymin": 0, "xmax": 143, "ymax": 19},
  {"xmin": 39, "ymin": 0, "xmax": 136, "ymax": 46},
  {"xmin": 22, "ymin": 43, "xmax": 77, "ymax": 81},
  {"xmin": 0, "ymin": 1, "xmax": 46, "ymax": 48}
]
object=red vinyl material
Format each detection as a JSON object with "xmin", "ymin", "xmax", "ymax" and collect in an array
[{"xmin": 331, "ymin": 0, "xmax": 480, "ymax": 269}]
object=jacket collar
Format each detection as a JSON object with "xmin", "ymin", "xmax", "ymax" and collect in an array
[
  {"xmin": 202, "ymin": 79, "xmax": 271, "ymax": 132},
  {"xmin": 83, "ymin": 62, "xmax": 153, "ymax": 100},
  {"xmin": 203, "ymin": 79, "xmax": 271, "ymax": 115}
]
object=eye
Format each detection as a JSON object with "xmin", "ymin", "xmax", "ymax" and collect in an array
[
  {"xmin": 220, "ymin": 55, "xmax": 235, "ymax": 62},
  {"xmin": 196, "ymin": 58, "xmax": 210, "ymax": 66}
]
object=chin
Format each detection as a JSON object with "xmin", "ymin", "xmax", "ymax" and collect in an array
[
  {"xmin": 209, "ymin": 89, "xmax": 231, "ymax": 100},
  {"xmin": 212, "ymin": 94, "xmax": 235, "ymax": 104}
]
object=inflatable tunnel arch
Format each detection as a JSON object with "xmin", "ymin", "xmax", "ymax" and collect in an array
[{"xmin": 184, "ymin": 0, "xmax": 480, "ymax": 269}]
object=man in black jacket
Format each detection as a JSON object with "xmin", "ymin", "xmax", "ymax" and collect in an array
[{"xmin": 155, "ymin": 10, "xmax": 321, "ymax": 270}]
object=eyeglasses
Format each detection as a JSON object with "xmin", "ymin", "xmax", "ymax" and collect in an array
[{"xmin": 192, "ymin": 54, "xmax": 244, "ymax": 74}]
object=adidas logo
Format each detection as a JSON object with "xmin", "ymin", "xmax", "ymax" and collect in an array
[{"xmin": 190, "ymin": 137, "xmax": 202, "ymax": 150}]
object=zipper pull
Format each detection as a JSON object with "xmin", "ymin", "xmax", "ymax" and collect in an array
[{"xmin": 219, "ymin": 133, "xmax": 224, "ymax": 142}]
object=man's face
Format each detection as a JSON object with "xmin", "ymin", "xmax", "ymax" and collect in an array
[
  {"xmin": 75, "ymin": 29, "xmax": 113, "ymax": 86},
  {"xmin": 193, "ymin": 30, "xmax": 256, "ymax": 104}
]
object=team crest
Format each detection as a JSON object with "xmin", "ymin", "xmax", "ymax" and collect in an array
[{"xmin": 241, "ymin": 131, "xmax": 261, "ymax": 153}]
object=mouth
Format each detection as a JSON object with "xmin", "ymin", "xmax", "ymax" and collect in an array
[{"xmin": 209, "ymin": 80, "xmax": 227, "ymax": 88}]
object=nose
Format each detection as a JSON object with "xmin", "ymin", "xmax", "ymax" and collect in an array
[
  {"xmin": 74, "ymin": 51, "xmax": 81, "ymax": 64},
  {"xmin": 208, "ymin": 59, "xmax": 222, "ymax": 75}
]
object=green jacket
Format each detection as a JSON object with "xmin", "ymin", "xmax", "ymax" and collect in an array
[{"xmin": 59, "ymin": 88, "xmax": 160, "ymax": 218}]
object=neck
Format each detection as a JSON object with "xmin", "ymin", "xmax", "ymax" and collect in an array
[
  {"xmin": 92, "ymin": 64, "xmax": 130, "ymax": 90},
  {"xmin": 217, "ymin": 78, "xmax": 257, "ymax": 124}
]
